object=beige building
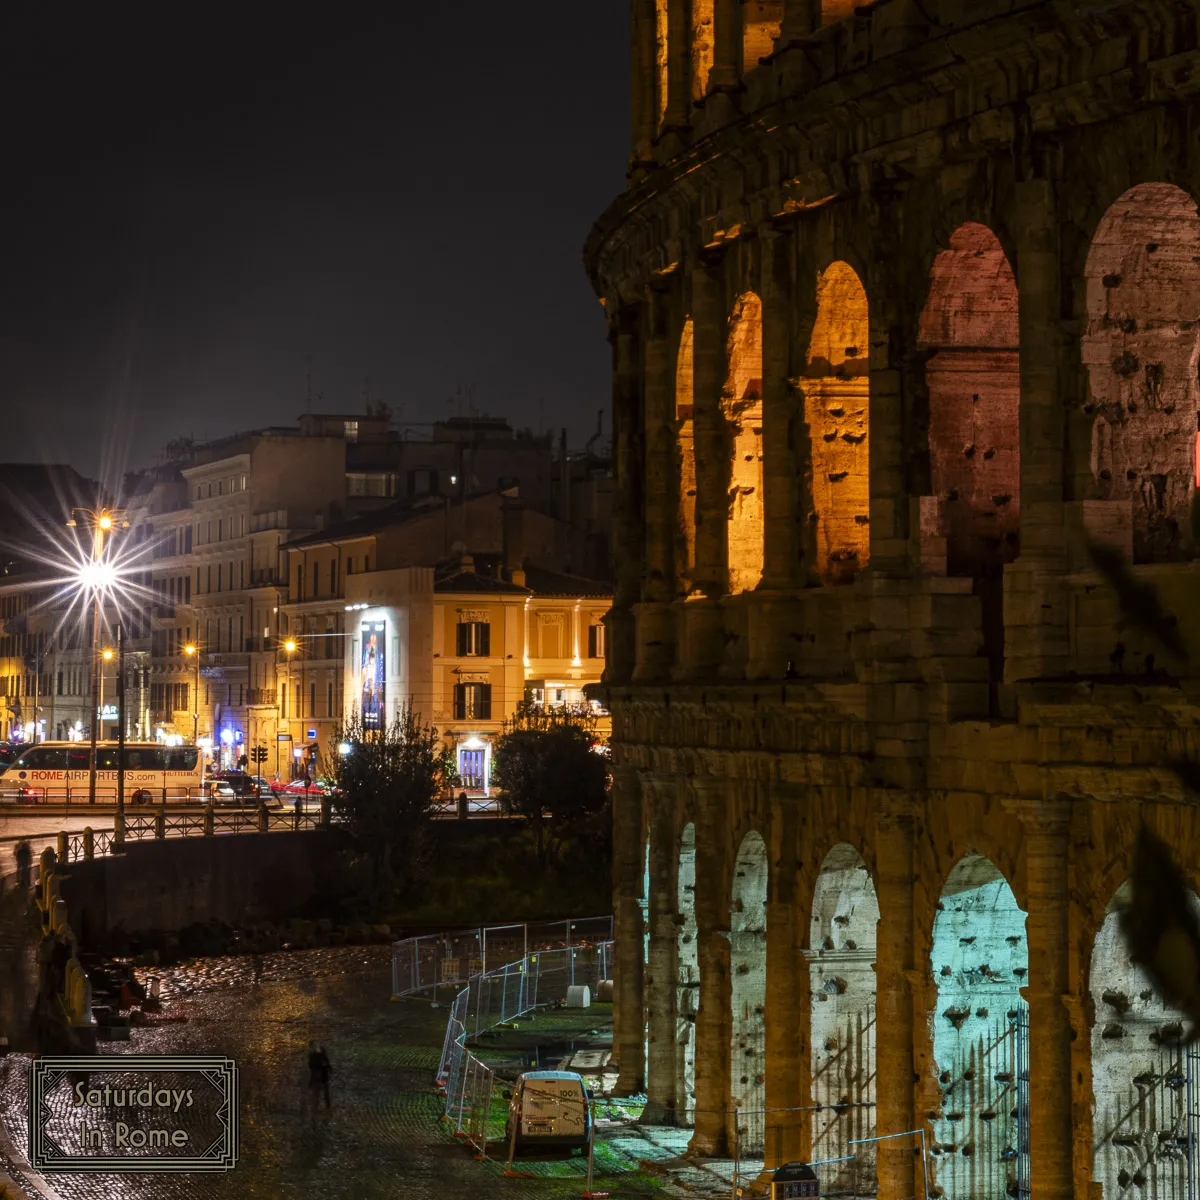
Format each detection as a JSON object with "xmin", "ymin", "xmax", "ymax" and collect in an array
[{"xmin": 281, "ymin": 496, "xmax": 611, "ymax": 786}]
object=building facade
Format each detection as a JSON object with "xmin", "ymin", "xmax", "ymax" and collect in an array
[{"xmin": 590, "ymin": 6, "xmax": 1200, "ymax": 1200}]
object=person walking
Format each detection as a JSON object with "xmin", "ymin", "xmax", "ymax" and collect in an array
[
  {"xmin": 307, "ymin": 1040, "xmax": 332, "ymax": 1110},
  {"xmin": 14, "ymin": 840, "xmax": 32, "ymax": 892}
]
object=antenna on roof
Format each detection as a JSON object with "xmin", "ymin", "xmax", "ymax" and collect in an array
[{"xmin": 305, "ymin": 356, "xmax": 313, "ymax": 413}]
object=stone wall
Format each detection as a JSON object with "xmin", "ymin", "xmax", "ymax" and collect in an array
[{"xmin": 59, "ymin": 830, "xmax": 352, "ymax": 945}]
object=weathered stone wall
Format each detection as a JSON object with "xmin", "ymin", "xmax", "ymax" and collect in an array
[{"xmin": 596, "ymin": 3, "xmax": 1200, "ymax": 1199}]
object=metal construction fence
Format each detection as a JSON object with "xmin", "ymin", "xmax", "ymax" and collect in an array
[
  {"xmin": 390, "ymin": 916, "xmax": 613, "ymax": 999},
  {"xmin": 436, "ymin": 940, "xmax": 613, "ymax": 1154}
]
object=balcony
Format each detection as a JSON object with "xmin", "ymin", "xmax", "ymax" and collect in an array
[
  {"xmin": 249, "ymin": 570, "xmax": 285, "ymax": 588},
  {"xmin": 245, "ymin": 688, "xmax": 276, "ymax": 707}
]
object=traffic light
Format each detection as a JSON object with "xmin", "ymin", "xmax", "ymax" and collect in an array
[{"xmin": 250, "ymin": 744, "xmax": 269, "ymax": 765}]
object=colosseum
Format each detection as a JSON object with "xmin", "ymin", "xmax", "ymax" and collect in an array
[{"xmin": 585, "ymin": 4, "xmax": 1200, "ymax": 1200}]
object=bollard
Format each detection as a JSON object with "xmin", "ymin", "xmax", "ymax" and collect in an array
[
  {"xmin": 203, "ymin": 805, "xmax": 214, "ymax": 836},
  {"xmin": 320, "ymin": 792, "xmax": 332, "ymax": 828},
  {"xmin": 293, "ymin": 797, "xmax": 301, "ymax": 832},
  {"xmin": 155, "ymin": 806, "xmax": 166, "ymax": 839},
  {"xmin": 258, "ymin": 803, "xmax": 269, "ymax": 833},
  {"xmin": 56, "ymin": 831, "xmax": 68, "ymax": 863},
  {"xmin": 150, "ymin": 976, "xmax": 161, "ymax": 1000},
  {"xmin": 82, "ymin": 827, "xmax": 94, "ymax": 861}
]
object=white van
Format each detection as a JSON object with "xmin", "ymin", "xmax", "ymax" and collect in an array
[{"xmin": 505, "ymin": 1070, "xmax": 591, "ymax": 1153}]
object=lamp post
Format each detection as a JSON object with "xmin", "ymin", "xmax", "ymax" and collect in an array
[
  {"xmin": 184, "ymin": 643, "xmax": 200, "ymax": 744},
  {"xmin": 116, "ymin": 624, "xmax": 126, "ymax": 817},
  {"xmin": 67, "ymin": 507, "xmax": 125, "ymax": 805},
  {"xmin": 283, "ymin": 638, "xmax": 296, "ymax": 778}
]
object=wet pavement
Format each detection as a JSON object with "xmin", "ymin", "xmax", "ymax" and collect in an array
[{"xmin": 0, "ymin": 942, "xmax": 675, "ymax": 1200}]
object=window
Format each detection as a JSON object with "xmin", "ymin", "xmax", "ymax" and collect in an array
[
  {"xmin": 456, "ymin": 622, "xmax": 490, "ymax": 656},
  {"xmin": 453, "ymin": 683, "xmax": 492, "ymax": 720},
  {"xmin": 218, "ymin": 518, "xmax": 223, "ymax": 541},
  {"xmin": 313, "ymin": 562, "xmax": 320, "ymax": 597},
  {"xmin": 295, "ymin": 682, "xmax": 302, "ymax": 716},
  {"xmin": 185, "ymin": 576, "xmax": 191, "ymax": 602},
  {"xmin": 206, "ymin": 565, "xmax": 212, "ymax": 593},
  {"xmin": 344, "ymin": 420, "xmax": 359, "ymax": 442},
  {"xmin": 364, "ymin": 556, "xmax": 370, "ymax": 572},
  {"xmin": 347, "ymin": 558, "xmax": 354, "ymax": 575},
  {"xmin": 587, "ymin": 624, "xmax": 606, "ymax": 659},
  {"xmin": 296, "ymin": 565, "xmax": 303, "ymax": 600},
  {"xmin": 330, "ymin": 561, "xmax": 338, "ymax": 595},
  {"xmin": 217, "ymin": 564, "xmax": 222, "ymax": 592},
  {"xmin": 327, "ymin": 680, "xmax": 334, "ymax": 717},
  {"xmin": 310, "ymin": 682, "xmax": 316, "ymax": 717}
]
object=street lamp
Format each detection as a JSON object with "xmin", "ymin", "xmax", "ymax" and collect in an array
[
  {"xmin": 99, "ymin": 647, "xmax": 114, "ymax": 740},
  {"xmin": 67, "ymin": 506, "xmax": 126, "ymax": 805},
  {"xmin": 280, "ymin": 638, "xmax": 297, "ymax": 778},
  {"xmin": 184, "ymin": 643, "xmax": 200, "ymax": 745}
]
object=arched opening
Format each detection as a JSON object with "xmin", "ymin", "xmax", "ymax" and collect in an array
[
  {"xmin": 1082, "ymin": 183, "xmax": 1200, "ymax": 563},
  {"xmin": 917, "ymin": 222, "xmax": 1020, "ymax": 682},
  {"xmin": 929, "ymin": 855, "xmax": 1029, "ymax": 1200},
  {"xmin": 677, "ymin": 317, "xmax": 697, "ymax": 593},
  {"xmin": 677, "ymin": 822, "xmax": 699, "ymax": 1126},
  {"xmin": 804, "ymin": 262, "xmax": 870, "ymax": 584},
  {"xmin": 743, "ymin": 2, "xmax": 782, "ymax": 69},
  {"xmin": 691, "ymin": 2, "xmax": 714, "ymax": 103},
  {"xmin": 809, "ymin": 844, "xmax": 879, "ymax": 1195},
  {"xmin": 1090, "ymin": 881, "xmax": 1200, "ymax": 1200},
  {"xmin": 730, "ymin": 830, "xmax": 768, "ymax": 1154},
  {"xmin": 725, "ymin": 293, "xmax": 765, "ymax": 594}
]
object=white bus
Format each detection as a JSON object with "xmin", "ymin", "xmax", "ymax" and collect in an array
[{"xmin": 0, "ymin": 742, "xmax": 206, "ymax": 804}]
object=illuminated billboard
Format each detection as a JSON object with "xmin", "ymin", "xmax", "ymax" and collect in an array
[{"xmin": 360, "ymin": 621, "xmax": 386, "ymax": 731}]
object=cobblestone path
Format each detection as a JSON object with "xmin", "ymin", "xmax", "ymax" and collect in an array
[{"xmin": 0, "ymin": 946, "xmax": 664, "ymax": 1200}]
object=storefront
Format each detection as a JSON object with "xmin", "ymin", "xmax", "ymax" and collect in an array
[{"xmin": 455, "ymin": 733, "xmax": 491, "ymax": 794}]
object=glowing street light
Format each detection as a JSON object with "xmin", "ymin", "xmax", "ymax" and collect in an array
[
  {"xmin": 184, "ymin": 643, "xmax": 200, "ymax": 745},
  {"xmin": 280, "ymin": 638, "xmax": 298, "ymax": 778}
]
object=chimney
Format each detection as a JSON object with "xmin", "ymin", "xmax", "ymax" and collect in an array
[{"xmin": 502, "ymin": 497, "xmax": 526, "ymax": 587}]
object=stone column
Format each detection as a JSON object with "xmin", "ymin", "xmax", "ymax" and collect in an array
[
  {"xmin": 677, "ymin": 258, "xmax": 727, "ymax": 678},
  {"xmin": 749, "ymin": 224, "xmax": 802, "ymax": 679},
  {"xmin": 630, "ymin": 0, "xmax": 657, "ymax": 168},
  {"xmin": 866, "ymin": 287, "xmax": 909, "ymax": 576},
  {"xmin": 690, "ymin": 776, "xmax": 731, "ymax": 1156},
  {"xmin": 1006, "ymin": 796, "xmax": 1074, "ymax": 1200},
  {"xmin": 873, "ymin": 797, "xmax": 920, "ymax": 1200},
  {"xmin": 643, "ymin": 776, "xmax": 680, "ymax": 1123},
  {"xmin": 637, "ymin": 284, "xmax": 678, "ymax": 680},
  {"xmin": 710, "ymin": 0, "xmax": 743, "ymax": 91},
  {"xmin": 612, "ymin": 765, "xmax": 647, "ymax": 1094},
  {"xmin": 664, "ymin": 0, "xmax": 693, "ymax": 131},
  {"xmin": 609, "ymin": 305, "xmax": 645, "ymax": 686},
  {"xmin": 1006, "ymin": 177, "xmax": 1069, "ymax": 682},
  {"xmin": 765, "ymin": 790, "xmax": 809, "ymax": 1167}
]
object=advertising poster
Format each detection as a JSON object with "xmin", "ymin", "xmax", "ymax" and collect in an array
[{"xmin": 360, "ymin": 621, "xmax": 386, "ymax": 730}]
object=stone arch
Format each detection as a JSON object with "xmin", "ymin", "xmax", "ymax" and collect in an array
[
  {"xmin": 725, "ymin": 292, "xmax": 765, "ymax": 594},
  {"xmin": 676, "ymin": 820, "xmax": 699, "ymax": 1126},
  {"xmin": 917, "ymin": 223, "xmax": 1021, "ymax": 569},
  {"xmin": 654, "ymin": 0, "xmax": 669, "ymax": 130},
  {"xmin": 1081, "ymin": 182, "xmax": 1200, "ymax": 563},
  {"xmin": 809, "ymin": 843, "xmax": 879, "ymax": 1194},
  {"xmin": 804, "ymin": 261, "xmax": 870, "ymax": 585},
  {"xmin": 730, "ymin": 829, "xmax": 768, "ymax": 1154},
  {"xmin": 1090, "ymin": 880, "xmax": 1199, "ymax": 1200},
  {"xmin": 677, "ymin": 316, "xmax": 697, "ymax": 593},
  {"xmin": 929, "ymin": 855, "xmax": 1029, "ymax": 1200},
  {"xmin": 743, "ymin": 2, "xmax": 782, "ymax": 69}
]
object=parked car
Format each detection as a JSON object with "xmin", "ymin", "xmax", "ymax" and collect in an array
[
  {"xmin": 504, "ymin": 1071, "xmax": 591, "ymax": 1154},
  {"xmin": 210, "ymin": 771, "xmax": 276, "ymax": 803},
  {"xmin": 205, "ymin": 779, "xmax": 237, "ymax": 805}
]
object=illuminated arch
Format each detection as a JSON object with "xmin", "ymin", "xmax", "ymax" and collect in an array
[
  {"xmin": 743, "ymin": 2, "xmax": 782, "ymax": 69},
  {"xmin": 805, "ymin": 262, "xmax": 870, "ymax": 584},
  {"xmin": 730, "ymin": 830, "xmax": 768, "ymax": 1154},
  {"xmin": 725, "ymin": 293, "xmax": 764, "ymax": 594},
  {"xmin": 1082, "ymin": 183, "xmax": 1200, "ymax": 563},
  {"xmin": 676, "ymin": 822, "xmax": 699, "ymax": 1126},
  {"xmin": 810, "ymin": 844, "xmax": 879, "ymax": 1194},
  {"xmin": 691, "ymin": 1, "xmax": 713, "ymax": 102}
]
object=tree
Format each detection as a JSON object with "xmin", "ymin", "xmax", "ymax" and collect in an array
[
  {"xmin": 492, "ymin": 704, "xmax": 609, "ymax": 864},
  {"xmin": 323, "ymin": 705, "xmax": 457, "ymax": 902}
]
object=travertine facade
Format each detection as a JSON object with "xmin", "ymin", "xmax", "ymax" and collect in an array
[{"xmin": 587, "ymin": 4, "xmax": 1200, "ymax": 1200}]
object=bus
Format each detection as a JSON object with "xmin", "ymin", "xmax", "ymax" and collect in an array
[{"xmin": 0, "ymin": 742, "xmax": 206, "ymax": 804}]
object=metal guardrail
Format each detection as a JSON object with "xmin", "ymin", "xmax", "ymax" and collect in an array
[
  {"xmin": 52, "ymin": 800, "xmax": 345, "ymax": 864},
  {"xmin": 390, "ymin": 916, "xmax": 614, "ymax": 999},
  {"xmin": 436, "ymin": 939, "xmax": 613, "ymax": 1154}
]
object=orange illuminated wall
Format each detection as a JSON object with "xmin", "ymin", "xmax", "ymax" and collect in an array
[
  {"xmin": 655, "ymin": 0, "xmax": 669, "ymax": 129},
  {"xmin": 724, "ymin": 293, "xmax": 764, "ymax": 594},
  {"xmin": 1082, "ymin": 182, "xmax": 1200, "ymax": 562},
  {"xmin": 691, "ymin": 0, "xmax": 714, "ymax": 102},
  {"xmin": 743, "ymin": 1, "xmax": 782, "ymax": 69},
  {"xmin": 821, "ymin": 0, "xmax": 856, "ymax": 24},
  {"xmin": 917, "ymin": 223, "xmax": 1021, "ymax": 578},
  {"xmin": 804, "ymin": 263, "xmax": 870, "ymax": 585},
  {"xmin": 677, "ymin": 318, "xmax": 697, "ymax": 593}
]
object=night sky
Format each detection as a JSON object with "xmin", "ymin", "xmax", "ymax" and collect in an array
[{"xmin": 0, "ymin": 5, "xmax": 630, "ymax": 487}]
